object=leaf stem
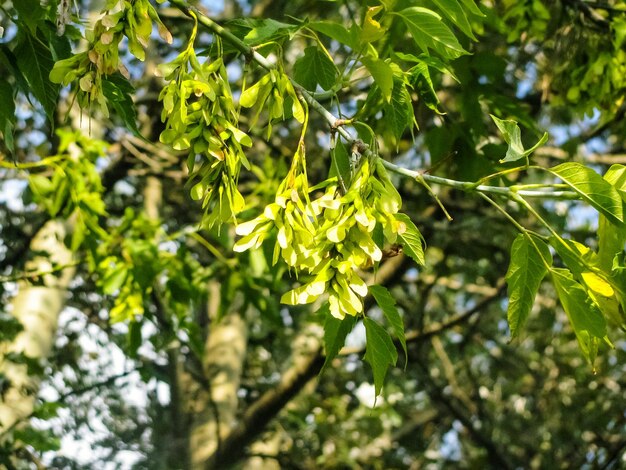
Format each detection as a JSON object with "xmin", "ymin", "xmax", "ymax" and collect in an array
[
  {"xmin": 474, "ymin": 165, "xmax": 528, "ymax": 186},
  {"xmin": 510, "ymin": 193, "xmax": 562, "ymax": 240},
  {"xmin": 478, "ymin": 193, "xmax": 527, "ymax": 234},
  {"xmin": 0, "ymin": 261, "xmax": 80, "ymax": 283},
  {"xmin": 382, "ymin": 160, "xmax": 579, "ymax": 199}
]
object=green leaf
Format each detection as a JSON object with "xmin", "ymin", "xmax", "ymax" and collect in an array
[
  {"xmin": 395, "ymin": 213, "xmax": 425, "ymax": 266},
  {"xmin": 0, "ymin": 78, "xmax": 16, "ymax": 153},
  {"xmin": 549, "ymin": 236, "xmax": 592, "ymax": 275},
  {"xmin": 384, "ymin": 78, "xmax": 414, "ymax": 143},
  {"xmin": 612, "ymin": 254, "xmax": 626, "ymax": 316},
  {"xmin": 308, "ymin": 21, "xmax": 358, "ymax": 49},
  {"xmin": 363, "ymin": 317, "xmax": 398, "ymax": 397},
  {"xmin": 551, "ymin": 268, "xmax": 608, "ymax": 364},
  {"xmin": 397, "ymin": 52, "xmax": 460, "ymax": 81},
  {"xmin": 458, "ymin": 0, "xmax": 485, "ymax": 17},
  {"xmin": 431, "ymin": 0, "xmax": 477, "ymax": 40},
  {"xmin": 71, "ymin": 211, "xmax": 86, "ymax": 251},
  {"xmin": 396, "ymin": 7, "xmax": 467, "ymax": 59},
  {"xmin": 490, "ymin": 114, "xmax": 548, "ymax": 163},
  {"xmin": 293, "ymin": 46, "xmax": 337, "ymax": 91},
  {"xmin": 361, "ymin": 6, "xmax": 387, "ymax": 44},
  {"xmin": 598, "ymin": 214, "xmax": 626, "ymax": 272},
  {"xmin": 14, "ymin": 426, "xmax": 60, "ymax": 452},
  {"xmin": 370, "ymin": 285, "xmax": 407, "ymax": 363},
  {"xmin": 13, "ymin": 0, "xmax": 45, "ymax": 32},
  {"xmin": 3, "ymin": 120, "xmax": 15, "ymax": 153},
  {"xmin": 604, "ymin": 164, "xmax": 626, "ymax": 203},
  {"xmin": 243, "ymin": 18, "xmax": 299, "ymax": 45},
  {"xmin": 101, "ymin": 74, "xmax": 141, "ymax": 136},
  {"xmin": 14, "ymin": 29, "xmax": 59, "ymax": 124},
  {"xmin": 102, "ymin": 265, "xmax": 128, "ymax": 295},
  {"xmin": 0, "ymin": 45, "xmax": 27, "ymax": 89},
  {"xmin": 409, "ymin": 61, "xmax": 441, "ymax": 113},
  {"xmin": 39, "ymin": 20, "xmax": 72, "ymax": 60},
  {"xmin": 548, "ymin": 162, "xmax": 624, "ymax": 226},
  {"xmin": 598, "ymin": 165, "xmax": 626, "ymax": 274},
  {"xmin": 362, "ymin": 57, "xmax": 393, "ymax": 103},
  {"xmin": 329, "ymin": 139, "xmax": 352, "ymax": 185},
  {"xmin": 32, "ymin": 401, "xmax": 64, "ymax": 420},
  {"xmin": 321, "ymin": 306, "xmax": 357, "ymax": 373},
  {"xmin": 505, "ymin": 234, "xmax": 551, "ymax": 338}
]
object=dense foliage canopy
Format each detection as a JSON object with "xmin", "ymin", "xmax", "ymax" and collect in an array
[{"xmin": 1, "ymin": 0, "xmax": 626, "ymax": 468}]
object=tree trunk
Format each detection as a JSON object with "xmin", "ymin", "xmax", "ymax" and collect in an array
[
  {"xmin": 188, "ymin": 290, "xmax": 248, "ymax": 469},
  {"xmin": 0, "ymin": 220, "xmax": 75, "ymax": 436}
]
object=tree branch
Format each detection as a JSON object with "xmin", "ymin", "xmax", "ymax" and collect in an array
[
  {"xmin": 204, "ymin": 347, "xmax": 324, "ymax": 469},
  {"xmin": 201, "ymin": 271, "xmax": 504, "ymax": 468},
  {"xmin": 167, "ymin": 0, "xmax": 579, "ymax": 202}
]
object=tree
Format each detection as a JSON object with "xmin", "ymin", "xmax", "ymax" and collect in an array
[{"xmin": 1, "ymin": 0, "xmax": 625, "ymax": 468}]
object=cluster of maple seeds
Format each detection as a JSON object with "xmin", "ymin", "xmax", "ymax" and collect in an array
[
  {"xmin": 235, "ymin": 148, "xmax": 405, "ymax": 319},
  {"xmin": 50, "ymin": 0, "xmax": 171, "ymax": 114}
]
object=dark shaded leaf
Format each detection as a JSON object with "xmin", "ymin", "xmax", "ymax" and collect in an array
[
  {"xmin": 293, "ymin": 46, "xmax": 337, "ymax": 91},
  {"xmin": 14, "ymin": 29, "xmax": 59, "ymax": 124},
  {"xmin": 102, "ymin": 74, "xmax": 141, "ymax": 136},
  {"xmin": 0, "ymin": 78, "xmax": 16, "ymax": 153},
  {"xmin": 363, "ymin": 317, "xmax": 398, "ymax": 397},
  {"xmin": 384, "ymin": 77, "xmax": 414, "ymax": 143},
  {"xmin": 322, "ymin": 306, "xmax": 357, "ymax": 373},
  {"xmin": 370, "ymin": 285, "xmax": 407, "ymax": 363},
  {"xmin": 13, "ymin": 0, "xmax": 45, "ymax": 32}
]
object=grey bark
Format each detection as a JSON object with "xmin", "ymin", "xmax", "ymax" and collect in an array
[
  {"xmin": 0, "ymin": 220, "xmax": 75, "ymax": 435},
  {"xmin": 189, "ymin": 285, "xmax": 248, "ymax": 469}
]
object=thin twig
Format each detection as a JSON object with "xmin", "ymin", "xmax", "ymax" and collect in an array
[{"xmin": 168, "ymin": 0, "xmax": 581, "ymax": 202}]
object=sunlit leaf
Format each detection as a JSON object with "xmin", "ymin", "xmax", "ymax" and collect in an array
[
  {"xmin": 598, "ymin": 214, "xmax": 626, "ymax": 272},
  {"xmin": 362, "ymin": 56, "xmax": 393, "ymax": 103},
  {"xmin": 101, "ymin": 265, "xmax": 128, "ymax": 295},
  {"xmin": 548, "ymin": 162, "xmax": 624, "ymax": 226},
  {"xmin": 243, "ymin": 18, "xmax": 299, "ymax": 45},
  {"xmin": 551, "ymin": 268, "xmax": 608, "ymax": 364},
  {"xmin": 361, "ymin": 6, "xmax": 386, "ymax": 44},
  {"xmin": 308, "ymin": 21, "xmax": 358, "ymax": 48},
  {"xmin": 396, "ymin": 7, "xmax": 467, "ymax": 59},
  {"xmin": 490, "ymin": 114, "xmax": 548, "ymax": 163},
  {"xmin": 581, "ymin": 272, "xmax": 614, "ymax": 297},
  {"xmin": 431, "ymin": 0, "xmax": 477, "ymax": 40},
  {"xmin": 604, "ymin": 164, "xmax": 626, "ymax": 202},
  {"xmin": 395, "ymin": 213, "xmax": 425, "ymax": 266}
]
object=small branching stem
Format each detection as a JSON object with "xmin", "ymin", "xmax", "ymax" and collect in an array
[{"xmin": 169, "ymin": 0, "xmax": 581, "ymax": 203}]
